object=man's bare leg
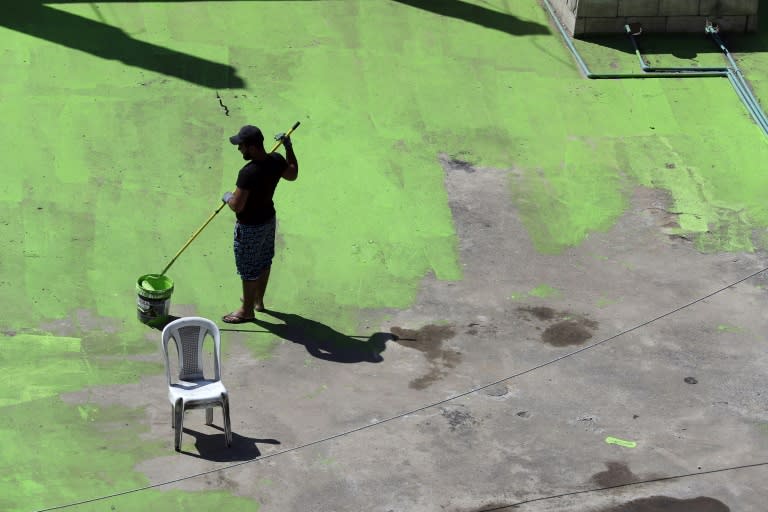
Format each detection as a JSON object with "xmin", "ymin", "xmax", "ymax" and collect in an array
[
  {"xmin": 252, "ymin": 266, "xmax": 271, "ymax": 311},
  {"xmin": 237, "ymin": 279, "xmax": 259, "ymax": 319},
  {"xmin": 227, "ymin": 267, "xmax": 271, "ymax": 322},
  {"xmin": 241, "ymin": 267, "xmax": 271, "ymax": 312},
  {"xmin": 236, "ymin": 267, "xmax": 272, "ymax": 318}
]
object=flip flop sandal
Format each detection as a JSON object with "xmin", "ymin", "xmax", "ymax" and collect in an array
[{"xmin": 222, "ymin": 312, "xmax": 255, "ymax": 324}]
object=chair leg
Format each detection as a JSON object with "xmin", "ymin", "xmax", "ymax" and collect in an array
[
  {"xmin": 222, "ymin": 394, "xmax": 232, "ymax": 447},
  {"xmin": 205, "ymin": 407, "xmax": 214, "ymax": 425},
  {"xmin": 174, "ymin": 398, "xmax": 184, "ymax": 452},
  {"xmin": 171, "ymin": 405, "xmax": 175, "ymax": 429}
]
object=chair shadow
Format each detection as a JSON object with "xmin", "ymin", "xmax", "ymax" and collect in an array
[
  {"xmin": 2, "ymin": 1, "xmax": 245, "ymax": 89},
  {"xmin": 180, "ymin": 425, "xmax": 280, "ymax": 462},
  {"xmin": 225, "ymin": 309, "xmax": 396, "ymax": 363},
  {"xmin": 391, "ymin": 0, "xmax": 550, "ymax": 36}
]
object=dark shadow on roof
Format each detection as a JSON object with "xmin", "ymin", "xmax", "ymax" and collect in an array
[
  {"xmin": 2, "ymin": 1, "xmax": 245, "ymax": 89},
  {"xmin": 576, "ymin": 8, "xmax": 766, "ymax": 59},
  {"xmin": 221, "ymin": 309, "xmax": 395, "ymax": 364},
  {"xmin": 391, "ymin": 0, "xmax": 550, "ymax": 36},
  {"xmin": 181, "ymin": 425, "xmax": 280, "ymax": 462}
]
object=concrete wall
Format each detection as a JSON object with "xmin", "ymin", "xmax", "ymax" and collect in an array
[{"xmin": 547, "ymin": 0, "xmax": 759, "ymax": 35}]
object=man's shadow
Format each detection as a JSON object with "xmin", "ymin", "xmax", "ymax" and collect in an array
[
  {"xmin": 180, "ymin": 425, "xmax": 280, "ymax": 462},
  {"xmin": 245, "ymin": 310, "xmax": 395, "ymax": 363}
]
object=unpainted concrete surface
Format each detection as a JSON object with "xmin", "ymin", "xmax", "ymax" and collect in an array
[{"xmin": 63, "ymin": 158, "xmax": 768, "ymax": 511}]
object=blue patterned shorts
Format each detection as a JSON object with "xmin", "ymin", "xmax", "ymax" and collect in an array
[{"xmin": 233, "ymin": 216, "xmax": 276, "ymax": 280}]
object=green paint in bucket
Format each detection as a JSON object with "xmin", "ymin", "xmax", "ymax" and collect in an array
[{"xmin": 136, "ymin": 274, "xmax": 174, "ymax": 325}]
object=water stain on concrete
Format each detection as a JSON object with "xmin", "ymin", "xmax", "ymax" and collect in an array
[
  {"xmin": 518, "ymin": 306, "xmax": 598, "ymax": 346},
  {"xmin": 591, "ymin": 461, "xmax": 638, "ymax": 487},
  {"xmin": 410, "ymin": 366, "xmax": 448, "ymax": 390},
  {"xmin": 542, "ymin": 318, "xmax": 597, "ymax": 346},
  {"xmin": 440, "ymin": 405, "xmax": 477, "ymax": 431},
  {"xmin": 599, "ymin": 496, "xmax": 730, "ymax": 512},
  {"xmin": 391, "ymin": 324, "xmax": 460, "ymax": 389},
  {"xmin": 518, "ymin": 306, "xmax": 556, "ymax": 321}
]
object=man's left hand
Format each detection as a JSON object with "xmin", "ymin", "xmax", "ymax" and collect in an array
[{"xmin": 275, "ymin": 132, "xmax": 292, "ymax": 149}]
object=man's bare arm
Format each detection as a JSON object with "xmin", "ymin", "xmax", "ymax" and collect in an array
[
  {"xmin": 281, "ymin": 140, "xmax": 299, "ymax": 181},
  {"xmin": 225, "ymin": 187, "xmax": 249, "ymax": 212}
]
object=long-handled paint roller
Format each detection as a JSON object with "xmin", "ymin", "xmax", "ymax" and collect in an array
[{"xmin": 141, "ymin": 121, "xmax": 301, "ymax": 291}]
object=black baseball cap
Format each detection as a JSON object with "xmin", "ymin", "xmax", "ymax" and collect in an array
[{"xmin": 229, "ymin": 125, "xmax": 264, "ymax": 145}]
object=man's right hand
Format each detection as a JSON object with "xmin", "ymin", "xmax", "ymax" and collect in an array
[{"xmin": 222, "ymin": 191, "xmax": 234, "ymax": 204}]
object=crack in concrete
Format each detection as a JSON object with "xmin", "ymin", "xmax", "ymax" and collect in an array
[{"xmin": 216, "ymin": 91, "xmax": 230, "ymax": 116}]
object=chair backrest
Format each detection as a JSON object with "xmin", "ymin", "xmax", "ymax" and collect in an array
[{"xmin": 161, "ymin": 317, "xmax": 221, "ymax": 383}]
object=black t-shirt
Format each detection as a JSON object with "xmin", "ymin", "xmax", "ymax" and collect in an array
[{"xmin": 235, "ymin": 153, "xmax": 287, "ymax": 225}]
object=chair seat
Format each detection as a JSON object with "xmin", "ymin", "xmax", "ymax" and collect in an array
[
  {"xmin": 162, "ymin": 317, "xmax": 232, "ymax": 451},
  {"xmin": 168, "ymin": 379, "xmax": 227, "ymax": 407}
]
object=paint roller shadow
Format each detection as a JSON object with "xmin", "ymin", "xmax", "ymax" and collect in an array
[
  {"xmin": 180, "ymin": 425, "xmax": 281, "ymax": 462},
  {"xmin": 223, "ymin": 309, "xmax": 396, "ymax": 363}
]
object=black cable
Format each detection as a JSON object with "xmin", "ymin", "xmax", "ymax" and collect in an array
[
  {"xmin": 36, "ymin": 266, "xmax": 767, "ymax": 511},
  {"xmin": 477, "ymin": 461, "xmax": 768, "ymax": 511}
]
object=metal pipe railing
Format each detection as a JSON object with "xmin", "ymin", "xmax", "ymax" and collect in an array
[{"xmin": 540, "ymin": 0, "xmax": 768, "ymax": 137}]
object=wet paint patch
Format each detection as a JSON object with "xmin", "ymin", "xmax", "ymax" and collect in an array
[
  {"xmin": 518, "ymin": 306, "xmax": 598, "ymax": 346},
  {"xmin": 391, "ymin": 324, "xmax": 461, "ymax": 389},
  {"xmin": 0, "ymin": 397, "xmax": 256, "ymax": 512},
  {"xmin": 0, "ymin": 333, "xmax": 161, "ymax": 407},
  {"xmin": 598, "ymin": 496, "xmax": 730, "ymax": 512}
]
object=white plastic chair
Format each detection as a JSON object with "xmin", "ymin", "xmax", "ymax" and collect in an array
[{"xmin": 161, "ymin": 316, "xmax": 232, "ymax": 451}]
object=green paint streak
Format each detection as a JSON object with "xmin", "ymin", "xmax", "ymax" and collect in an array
[
  {"xmin": 528, "ymin": 285, "xmax": 560, "ymax": 298},
  {"xmin": 596, "ymin": 297, "xmax": 615, "ymax": 308},
  {"xmin": 316, "ymin": 456, "xmax": 336, "ymax": 467},
  {"xmin": 0, "ymin": 397, "xmax": 257, "ymax": 512},
  {"xmin": 717, "ymin": 324, "xmax": 742, "ymax": 333},
  {"xmin": 0, "ymin": 334, "xmax": 161, "ymax": 407},
  {"xmin": 510, "ymin": 135, "xmax": 630, "ymax": 254},
  {"xmin": 304, "ymin": 384, "xmax": 328, "ymax": 400}
]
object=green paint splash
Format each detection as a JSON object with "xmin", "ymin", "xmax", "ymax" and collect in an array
[
  {"xmin": 528, "ymin": 285, "xmax": 560, "ymax": 298},
  {"xmin": 717, "ymin": 324, "xmax": 742, "ymax": 333}
]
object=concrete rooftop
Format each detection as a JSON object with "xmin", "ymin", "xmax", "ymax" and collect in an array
[{"xmin": 1, "ymin": 1, "xmax": 767, "ymax": 511}]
